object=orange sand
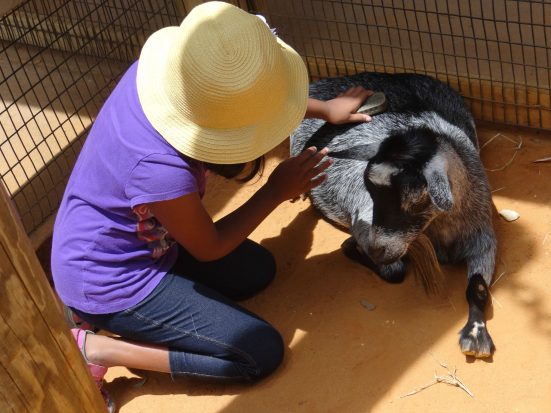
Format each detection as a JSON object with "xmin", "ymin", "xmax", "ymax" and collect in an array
[{"xmin": 48, "ymin": 123, "xmax": 551, "ymax": 413}]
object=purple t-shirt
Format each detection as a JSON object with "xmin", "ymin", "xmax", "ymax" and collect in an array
[{"xmin": 51, "ymin": 62, "xmax": 206, "ymax": 314}]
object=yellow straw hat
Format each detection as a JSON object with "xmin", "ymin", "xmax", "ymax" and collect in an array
[{"xmin": 136, "ymin": 1, "xmax": 309, "ymax": 164}]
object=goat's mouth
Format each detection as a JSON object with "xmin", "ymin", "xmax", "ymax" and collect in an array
[
  {"xmin": 371, "ymin": 257, "xmax": 398, "ymax": 266},
  {"xmin": 367, "ymin": 245, "xmax": 408, "ymax": 265}
]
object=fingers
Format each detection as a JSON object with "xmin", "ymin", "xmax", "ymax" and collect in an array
[
  {"xmin": 296, "ymin": 147, "xmax": 332, "ymax": 192},
  {"xmin": 305, "ymin": 157, "xmax": 332, "ymax": 181},
  {"xmin": 296, "ymin": 145, "xmax": 317, "ymax": 161},
  {"xmin": 306, "ymin": 173, "xmax": 328, "ymax": 191},
  {"xmin": 348, "ymin": 113, "xmax": 372, "ymax": 123},
  {"xmin": 299, "ymin": 146, "xmax": 328, "ymax": 167}
]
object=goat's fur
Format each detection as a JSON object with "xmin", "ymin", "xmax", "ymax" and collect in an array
[
  {"xmin": 407, "ymin": 233, "xmax": 445, "ymax": 295},
  {"xmin": 291, "ymin": 72, "xmax": 497, "ymax": 358}
]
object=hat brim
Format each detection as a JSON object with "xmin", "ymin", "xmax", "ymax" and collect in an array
[{"xmin": 137, "ymin": 27, "xmax": 308, "ymax": 164}]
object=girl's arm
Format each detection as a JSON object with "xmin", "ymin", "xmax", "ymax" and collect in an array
[
  {"xmin": 305, "ymin": 85, "xmax": 373, "ymax": 124},
  {"xmin": 149, "ymin": 147, "xmax": 331, "ymax": 262}
]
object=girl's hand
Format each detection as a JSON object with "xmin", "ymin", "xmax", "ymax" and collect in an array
[
  {"xmin": 306, "ymin": 86, "xmax": 374, "ymax": 124},
  {"xmin": 266, "ymin": 146, "xmax": 332, "ymax": 203},
  {"xmin": 325, "ymin": 86, "xmax": 374, "ymax": 124}
]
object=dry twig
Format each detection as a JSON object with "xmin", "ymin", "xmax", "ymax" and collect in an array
[
  {"xmin": 481, "ymin": 133, "xmax": 523, "ymax": 172},
  {"xmin": 480, "ymin": 133, "xmax": 501, "ymax": 150},
  {"xmin": 489, "ymin": 270, "xmax": 507, "ymax": 308},
  {"xmin": 491, "ymin": 271, "xmax": 507, "ymax": 288},
  {"xmin": 400, "ymin": 354, "xmax": 475, "ymax": 399},
  {"xmin": 489, "ymin": 289, "xmax": 503, "ymax": 309}
]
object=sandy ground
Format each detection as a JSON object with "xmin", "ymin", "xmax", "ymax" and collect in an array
[{"xmin": 39, "ymin": 122, "xmax": 551, "ymax": 413}]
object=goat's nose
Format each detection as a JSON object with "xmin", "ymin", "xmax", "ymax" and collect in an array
[{"xmin": 368, "ymin": 245, "xmax": 386, "ymax": 262}]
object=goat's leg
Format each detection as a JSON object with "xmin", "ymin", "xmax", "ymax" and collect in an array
[
  {"xmin": 459, "ymin": 273, "xmax": 495, "ymax": 357},
  {"xmin": 341, "ymin": 237, "xmax": 406, "ymax": 283}
]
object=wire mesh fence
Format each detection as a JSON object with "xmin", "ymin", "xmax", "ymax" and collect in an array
[
  {"xmin": 0, "ymin": 0, "xmax": 185, "ymax": 239},
  {"xmin": 253, "ymin": 0, "xmax": 551, "ymax": 130},
  {"xmin": 0, "ymin": 0, "xmax": 549, "ymax": 242}
]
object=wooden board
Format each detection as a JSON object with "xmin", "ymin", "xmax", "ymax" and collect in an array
[{"xmin": 0, "ymin": 184, "xmax": 104, "ymax": 412}]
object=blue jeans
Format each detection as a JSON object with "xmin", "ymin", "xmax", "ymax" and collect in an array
[{"xmin": 73, "ymin": 240, "xmax": 283, "ymax": 381}]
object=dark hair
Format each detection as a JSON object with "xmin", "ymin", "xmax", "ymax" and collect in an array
[{"xmin": 204, "ymin": 156, "xmax": 265, "ymax": 182}]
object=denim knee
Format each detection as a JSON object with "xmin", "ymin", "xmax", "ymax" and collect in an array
[
  {"xmin": 228, "ymin": 246, "xmax": 277, "ymax": 301},
  {"xmin": 244, "ymin": 324, "xmax": 284, "ymax": 381},
  {"xmin": 167, "ymin": 322, "xmax": 285, "ymax": 381}
]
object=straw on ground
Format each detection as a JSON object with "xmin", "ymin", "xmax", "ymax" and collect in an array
[
  {"xmin": 400, "ymin": 354, "xmax": 474, "ymax": 399},
  {"xmin": 481, "ymin": 133, "xmax": 523, "ymax": 172}
]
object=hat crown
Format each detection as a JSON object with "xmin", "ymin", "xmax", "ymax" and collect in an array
[
  {"xmin": 167, "ymin": 2, "xmax": 288, "ymax": 129},
  {"xmin": 136, "ymin": 1, "xmax": 308, "ymax": 164}
]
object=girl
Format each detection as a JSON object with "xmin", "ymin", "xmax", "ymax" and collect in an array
[{"xmin": 51, "ymin": 2, "xmax": 373, "ymax": 410}]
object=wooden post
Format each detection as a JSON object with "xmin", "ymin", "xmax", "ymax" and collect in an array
[{"xmin": 0, "ymin": 184, "xmax": 104, "ymax": 412}]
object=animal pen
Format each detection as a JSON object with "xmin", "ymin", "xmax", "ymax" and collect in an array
[{"xmin": 0, "ymin": 0, "xmax": 549, "ymax": 411}]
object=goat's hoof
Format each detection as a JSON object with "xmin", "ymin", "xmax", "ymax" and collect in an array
[{"xmin": 459, "ymin": 321, "xmax": 494, "ymax": 358}]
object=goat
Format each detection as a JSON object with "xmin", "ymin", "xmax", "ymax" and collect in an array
[{"xmin": 290, "ymin": 72, "xmax": 497, "ymax": 358}]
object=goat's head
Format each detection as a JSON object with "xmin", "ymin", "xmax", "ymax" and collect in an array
[{"xmin": 361, "ymin": 127, "xmax": 453, "ymax": 265}]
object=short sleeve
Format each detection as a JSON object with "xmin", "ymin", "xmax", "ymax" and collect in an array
[{"xmin": 125, "ymin": 153, "xmax": 202, "ymax": 207}]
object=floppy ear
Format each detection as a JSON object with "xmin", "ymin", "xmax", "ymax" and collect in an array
[
  {"xmin": 423, "ymin": 156, "xmax": 453, "ymax": 211},
  {"xmin": 330, "ymin": 143, "xmax": 378, "ymax": 161}
]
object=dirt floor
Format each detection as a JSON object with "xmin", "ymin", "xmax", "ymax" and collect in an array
[{"xmin": 39, "ymin": 122, "xmax": 551, "ymax": 413}]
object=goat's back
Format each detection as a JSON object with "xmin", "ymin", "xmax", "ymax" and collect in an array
[
  {"xmin": 295, "ymin": 72, "xmax": 476, "ymax": 144},
  {"xmin": 290, "ymin": 72, "xmax": 479, "ymax": 228}
]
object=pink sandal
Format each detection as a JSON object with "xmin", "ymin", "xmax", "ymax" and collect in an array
[{"xmin": 71, "ymin": 328, "xmax": 116, "ymax": 413}]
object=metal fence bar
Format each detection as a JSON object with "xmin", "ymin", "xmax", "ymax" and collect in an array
[{"xmin": 253, "ymin": 0, "xmax": 551, "ymax": 129}]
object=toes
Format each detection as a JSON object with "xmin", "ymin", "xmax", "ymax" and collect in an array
[
  {"xmin": 459, "ymin": 322, "xmax": 495, "ymax": 358},
  {"xmin": 459, "ymin": 336, "xmax": 476, "ymax": 356}
]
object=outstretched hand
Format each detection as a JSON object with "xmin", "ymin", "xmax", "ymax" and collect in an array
[
  {"xmin": 266, "ymin": 146, "xmax": 332, "ymax": 203},
  {"xmin": 306, "ymin": 86, "xmax": 374, "ymax": 124},
  {"xmin": 325, "ymin": 86, "xmax": 374, "ymax": 124}
]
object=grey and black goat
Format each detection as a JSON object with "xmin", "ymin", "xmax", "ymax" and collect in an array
[{"xmin": 291, "ymin": 72, "xmax": 497, "ymax": 358}]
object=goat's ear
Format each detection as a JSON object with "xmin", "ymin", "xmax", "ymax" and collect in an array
[
  {"xmin": 330, "ymin": 143, "xmax": 378, "ymax": 161},
  {"xmin": 423, "ymin": 157, "xmax": 453, "ymax": 211}
]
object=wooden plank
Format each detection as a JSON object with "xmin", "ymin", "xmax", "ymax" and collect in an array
[
  {"xmin": 29, "ymin": 213, "xmax": 55, "ymax": 251},
  {"xmin": 0, "ymin": 184, "xmax": 104, "ymax": 412},
  {"xmin": 0, "ymin": 362, "xmax": 27, "ymax": 412}
]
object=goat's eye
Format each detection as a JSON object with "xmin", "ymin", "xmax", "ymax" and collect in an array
[{"xmin": 401, "ymin": 190, "xmax": 429, "ymax": 213}]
